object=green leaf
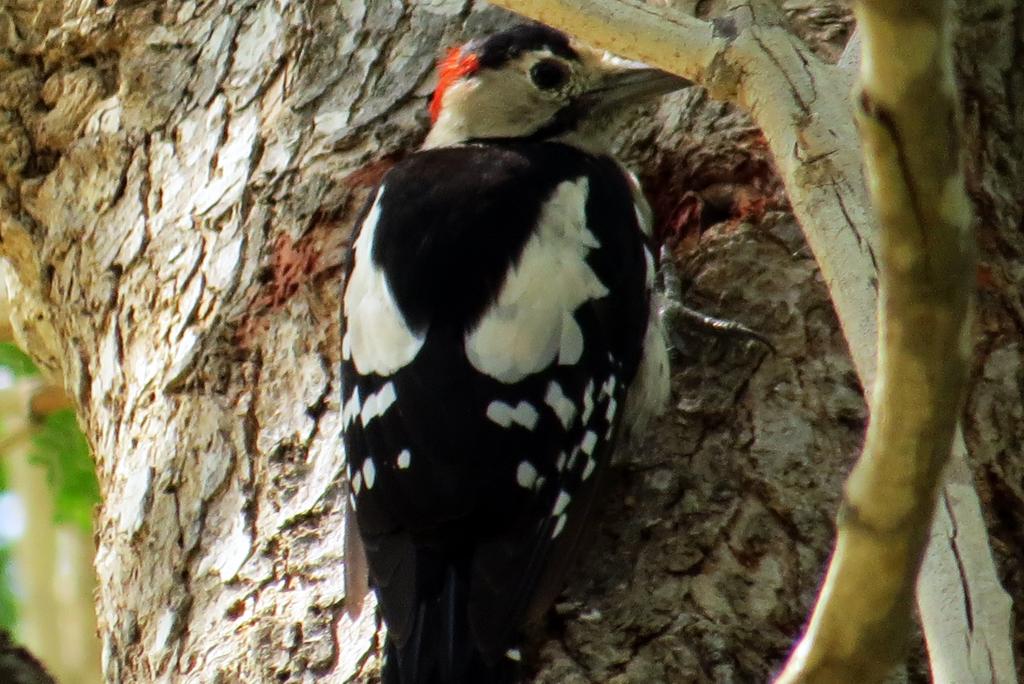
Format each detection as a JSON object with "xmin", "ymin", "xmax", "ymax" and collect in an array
[
  {"xmin": 0, "ymin": 545, "xmax": 15, "ymax": 632},
  {"xmin": 0, "ymin": 458, "xmax": 13, "ymax": 633},
  {"xmin": 0, "ymin": 343, "xmax": 38, "ymax": 378},
  {"xmin": 29, "ymin": 410, "xmax": 98, "ymax": 531}
]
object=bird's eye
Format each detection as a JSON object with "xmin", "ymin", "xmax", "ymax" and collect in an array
[{"xmin": 530, "ymin": 59, "xmax": 570, "ymax": 90}]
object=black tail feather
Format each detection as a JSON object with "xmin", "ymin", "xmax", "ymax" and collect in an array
[
  {"xmin": 439, "ymin": 566, "xmax": 464, "ymax": 682},
  {"xmin": 383, "ymin": 640, "xmax": 521, "ymax": 684},
  {"xmin": 381, "ymin": 567, "xmax": 521, "ymax": 684}
]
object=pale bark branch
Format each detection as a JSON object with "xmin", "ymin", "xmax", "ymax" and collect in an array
[
  {"xmin": 777, "ymin": 0, "xmax": 976, "ymax": 678},
  {"xmin": 489, "ymin": 0, "xmax": 1016, "ymax": 681},
  {"xmin": 838, "ymin": 24, "xmax": 1014, "ymax": 684},
  {"xmin": 920, "ymin": 445, "xmax": 1016, "ymax": 683}
]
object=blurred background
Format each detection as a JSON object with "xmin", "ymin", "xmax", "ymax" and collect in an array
[{"xmin": 0, "ymin": 321, "xmax": 101, "ymax": 683}]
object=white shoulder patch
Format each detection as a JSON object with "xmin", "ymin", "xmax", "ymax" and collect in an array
[
  {"xmin": 465, "ymin": 178, "xmax": 608, "ymax": 383},
  {"xmin": 344, "ymin": 186, "xmax": 426, "ymax": 376}
]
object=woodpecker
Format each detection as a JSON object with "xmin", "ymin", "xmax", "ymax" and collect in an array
[{"xmin": 341, "ymin": 23, "xmax": 680, "ymax": 684}]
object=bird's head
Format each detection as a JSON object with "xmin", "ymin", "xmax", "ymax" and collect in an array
[{"xmin": 424, "ymin": 24, "xmax": 689, "ymax": 151}]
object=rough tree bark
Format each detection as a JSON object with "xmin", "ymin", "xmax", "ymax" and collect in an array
[{"xmin": 0, "ymin": 1, "xmax": 1019, "ymax": 683}]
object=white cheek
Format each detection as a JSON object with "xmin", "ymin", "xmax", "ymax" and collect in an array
[{"xmin": 426, "ymin": 69, "xmax": 564, "ymax": 146}]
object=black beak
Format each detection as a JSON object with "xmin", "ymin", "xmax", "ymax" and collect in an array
[{"xmin": 584, "ymin": 63, "xmax": 691, "ymax": 113}]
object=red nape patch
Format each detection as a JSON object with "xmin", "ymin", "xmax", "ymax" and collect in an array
[{"xmin": 429, "ymin": 47, "xmax": 480, "ymax": 123}]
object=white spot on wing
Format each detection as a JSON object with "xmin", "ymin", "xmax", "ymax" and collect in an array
[
  {"xmin": 341, "ymin": 387, "xmax": 362, "ymax": 429},
  {"xmin": 362, "ymin": 458, "xmax": 376, "ymax": 490},
  {"xmin": 605, "ymin": 396, "xmax": 618, "ymax": 422},
  {"xmin": 551, "ymin": 514, "xmax": 567, "ymax": 538},
  {"xmin": 351, "ymin": 470, "xmax": 362, "ymax": 494},
  {"xmin": 581, "ymin": 380, "xmax": 595, "ymax": 424},
  {"xmin": 465, "ymin": 179, "xmax": 608, "ymax": 382},
  {"xmin": 581, "ymin": 430, "xmax": 598, "ymax": 455},
  {"xmin": 396, "ymin": 449, "xmax": 411, "ymax": 469},
  {"xmin": 516, "ymin": 461, "xmax": 538, "ymax": 489},
  {"xmin": 486, "ymin": 400, "xmax": 539, "ymax": 430},
  {"xmin": 558, "ymin": 312, "xmax": 584, "ymax": 365},
  {"xmin": 555, "ymin": 451, "xmax": 567, "ymax": 471},
  {"xmin": 344, "ymin": 186, "xmax": 426, "ymax": 375},
  {"xmin": 566, "ymin": 447, "xmax": 580, "ymax": 472},
  {"xmin": 552, "ymin": 490, "xmax": 571, "ymax": 516},
  {"xmin": 582, "ymin": 457, "xmax": 596, "ymax": 481},
  {"xmin": 506, "ymin": 648, "xmax": 522, "ymax": 662},
  {"xmin": 544, "ymin": 381, "xmax": 577, "ymax": 429},
  {"xmin": 341, "ymin": 333, "xmax": 351, "ymax": 360},
  {"xmin": 360, "ymin": 382, "xmax": 397, "ymax": 426}
]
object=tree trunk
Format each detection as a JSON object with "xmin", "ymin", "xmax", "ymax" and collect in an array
[
  {"xmin": 0, "ymin": 1, "xmax": 1017, "ymax": 682},
  {"xmin": 958, "ymin": 0, "xmax": 1024, "ymax": 673}
]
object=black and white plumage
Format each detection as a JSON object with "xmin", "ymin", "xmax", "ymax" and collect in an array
[{"xmin": 341, "ymin": 24, "xmax": 678, "ymax": 684}]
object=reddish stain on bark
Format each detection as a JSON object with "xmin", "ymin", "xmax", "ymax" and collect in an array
[
  {"xmin": 235, "ymin": 156, "xmax": 401, "ymax": 348},
  {"xmin": 266, "ymin": 233, "xmax": 320, "ymax": 308},
  {"xmin": 976, "ymin": 262, "xmax": 995, "ymax": 290},
  {"xmin": 343, "ymin": 154, "xmax": 400, "ymax": 189},
  {"xmin": 236, "ymin": 233, "xmax": 322, "ymax": 346}
]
